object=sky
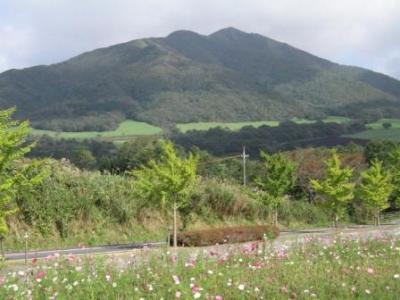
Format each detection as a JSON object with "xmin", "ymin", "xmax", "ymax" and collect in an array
[{"xmin": 0, "ymin": 0, "xmax": 399, "ymax": 79}]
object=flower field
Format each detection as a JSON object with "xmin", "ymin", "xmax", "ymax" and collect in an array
[{"xmin": 1, "ymin": 235, "xmax": 400, "ymax": 299}]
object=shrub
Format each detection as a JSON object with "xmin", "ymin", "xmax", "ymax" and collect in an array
[
  {"xmin": 382, "ymin": 122, "xmax": 392, "ymax": 129},
  {"xmin": 174, "ymin": 225, "xmax": 279, "ymax": 246}
]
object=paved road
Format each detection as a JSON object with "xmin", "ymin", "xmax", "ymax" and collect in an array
[
  {"xmin": 5, "ymin": 242, "xmax": 165, "ymax": 261},
  {"xmin": 5, "ymin": 221, "xmax": 400, "ymax": 261}
]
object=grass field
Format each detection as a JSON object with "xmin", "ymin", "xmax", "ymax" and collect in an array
[
  {"xmin": 177, "ymin": 116, "xmax": 350, "ymax": 133},
  {"xmin": 31, "ymin": 120, "xmax": 162, "ymax": 140},
  {"xmin": 1, "ymin": 236, "xmax": 399, "ymax": 299},
  {"xmin": 366, "ymin": 118, "xmax": 400, "ymax": 129},
  {"xmin": 347, "ymin": 128, "xmax": 400, "ymax": 142},
  {"xmin": 345, "ymin": 118, "xmax": 400, "ymax": 142}
]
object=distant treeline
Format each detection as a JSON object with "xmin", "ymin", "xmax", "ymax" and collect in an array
[
  {"xmin": 32, "ymin": 111, "xmax": 124, "ymax": 132},
  {"xmin": 171, "ymin": 121, "xmax": 367, "ymax": 157},
  {"xmin": 28, "ymin": 121, "xmax": 366, "ymax": 173}
]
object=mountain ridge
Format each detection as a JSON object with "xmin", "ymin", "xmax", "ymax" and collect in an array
[{"xmin": 0, "ymin": 27, "xmax": 399, "ymax": 130}]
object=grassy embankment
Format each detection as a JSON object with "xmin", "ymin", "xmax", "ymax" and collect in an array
[
  {"xmin": 1, "ymin": 236, "xmax": 399, "ymax": 299},
  {"xmin": 4, "ymin": 159, "xmax": 333, "ymax": 253}
]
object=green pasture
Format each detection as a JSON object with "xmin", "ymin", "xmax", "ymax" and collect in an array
[
  {"xmin": 346, "ymin": 128, "xmax": 400, "ymax": 142},
  {"xmin": 366, "ymin": 118, "xmax": 400, "ymax": 129},
  {"xmin": 345, "ymin": 118, "xmax": 400, "ymax": 142},
  {"xmin": 31, "ymin": 120, "xmax": 162, "ymax": 140},
  {"xmin": 177, "ymin": 116, "xmax": 350, "ymax": 133}
]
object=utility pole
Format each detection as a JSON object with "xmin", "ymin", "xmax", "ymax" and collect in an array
[{"xmin": 241, "ymin": 146, "xmax": 249, "ymax": 186}]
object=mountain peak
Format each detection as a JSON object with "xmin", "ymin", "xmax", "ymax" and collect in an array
[
  {"xmin": 167, "ymin": 29, "xmax": 203, "ymax": 40},
  {"xmin": 209, "ymin": 27, "xmax": 248, "ymax": 38}
]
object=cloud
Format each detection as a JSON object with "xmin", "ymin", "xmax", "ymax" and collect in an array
[{"xmin": 0, "ymin": 0, "xmax": 399, "ymax": 78}]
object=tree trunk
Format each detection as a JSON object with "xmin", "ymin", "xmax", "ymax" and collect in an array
[
  {"xmin": 173, "ymin": 201, "xmax": 177, "ymax": 249},
  {"xmin": 274, "ymin": 209, "xmax": 279, "ymax": 227},
  {"xmin": 0, "ymin": 239, "xmax": 4, "ymax": 260},
  {"xmin": 333, "ymin": 214, "xmax": 338, "ymax": 229},
  {"xmin": 376, "ymin": 211, "xmax": 381, "ymax": 227}
]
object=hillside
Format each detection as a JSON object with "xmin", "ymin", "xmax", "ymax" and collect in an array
[{"xmin": 0, "ymin": 27, "xmax": 400, "ymax": 130}]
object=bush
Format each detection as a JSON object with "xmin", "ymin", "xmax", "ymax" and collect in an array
[
  {"xmin": 174, "ymin": 225, "xmax": 279, "ymax": 246},
  {"xmin": 382, "ymin": 122, "xmax": 392, "ymax": 129}
]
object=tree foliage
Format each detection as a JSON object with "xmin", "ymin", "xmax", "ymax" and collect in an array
[
  {"xmin": 357, "ymin": 160, "xmax": 392, "ymax": 225},
  {"xmin": 0, "ymin": 108, "xmax": 47, "ymax": 239},
  {"xmin": 310, "ymin": 150, "xmax": 355, "ymax": 227},
  {"xmin": 131, "ymin": 141, "xmax": 198, "ymax": 246},
  {"xmin": 255, "ymin": 151, "xmax": 296, "ymax": 225}
]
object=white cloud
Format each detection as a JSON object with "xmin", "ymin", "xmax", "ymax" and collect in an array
[{"xmin": 0, "ymin": 0, "xmax": 399, "ymax": 78}]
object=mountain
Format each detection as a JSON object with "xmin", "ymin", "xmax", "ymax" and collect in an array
[{"xmin": 1, "ymin": 27, "xmax": 400, "ymax": 130}]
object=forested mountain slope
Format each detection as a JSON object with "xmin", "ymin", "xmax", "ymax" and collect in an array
[{"xmin": 0, "ymin": 27, "xmax": 399, "ymax": 130}]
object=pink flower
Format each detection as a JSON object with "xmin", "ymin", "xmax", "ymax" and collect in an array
[
  {"xmin": 191, "ymin": 284, "xmax": 200, "ymax": 293},
  {"xmin": 367, "ymin": 268, "xmax": 374, "ymax": 274},
  {"xmin": 277, "ymin": 249, "xmax": 288, "ymax": 259},
  {"xmin": 185, "ymin": 260, "xmax": 195, "ymax": 268},
  {"xmin": 35, "ymin": 270, "xmax": 45, "ymax": 282},
  {"xmin": 172, "ymin": 275, "xmax": 180, "ymax": 285},
  {"xmin": 215, "ymin": 296, "xmax": 223, "ymax": 300}
]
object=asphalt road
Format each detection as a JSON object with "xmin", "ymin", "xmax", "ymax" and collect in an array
[{"xmin": 5, "ymin": 242, "xmax": 165, "ymax": 261}]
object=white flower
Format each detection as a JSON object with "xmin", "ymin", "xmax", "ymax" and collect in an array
[
  {"xmin": 175, "ymin": 291, "xmax": 182, "ymax": 298},
  {"xmin": 11, "ymin": 284, "xmax": 18, "ymax": 292},
  {"xmin": 394, "ymin": 274, "xmax": 400, "ymax": 279},
  {"xmin": 365, "ymin": 289, "xmax": 371, "ymax": 294},
  {"xmin": 238, "ymin": 284, "xmax": 245, "ymax": 291},
  {"xmin": 112, "ymin": 282, "xmax": 117, "ymax": 288},
  {"xmin": 193, "ymin": 292, "xmax": 201, "ymax": 299}
]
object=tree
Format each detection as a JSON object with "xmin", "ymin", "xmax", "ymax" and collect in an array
[
  {"xmin": 310, "ymin": 150, "xmax": 355, "ymax": 228},
  {"xmin": 255, "ymin": 151, "xmax": 296, "ymax": 226},
  {"xmin": 357, "ymin": 160, "xmax": 392, "ymax": 226},
  {"xmin": 131, "ymin": 141, "xmax": 198, "ymax": 249},
  {"xmin": 382, "ymin": 122, "xmax": 392, "ymax": 129},
  {"xmin": 0, "ymin": 108, "xmax": 47, "ymax": 256},
  {"xmin": 385, "ymin": 146, "xmax": 400, "ymax": 208},
  {"xmin": 72, "ymin": 148, "xmax": 96, "ymax": 170}
]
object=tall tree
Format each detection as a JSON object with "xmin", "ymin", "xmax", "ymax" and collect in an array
[
  {"xmin": 310, "ymin": 150, "xmax": 354, "ymax": 228},
  {"xmin": 0, "ymin": 108, "xmax": 46, "ymax": 256},
  {"xmin": 132, "ymin": 141, "xmax": 198, "ymax": 249},
  {"xmin": 255, "ymin": 151, "xmax": 296, "ymax": 226},
  {"xmin": 357, "ymin": 160, "xmax": 392, "ymax": 226},
  {"xmin": 386, "ymin": 146, "xmax": 400, "ymax": 208}
]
